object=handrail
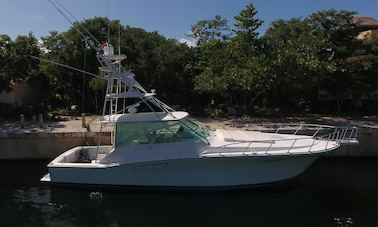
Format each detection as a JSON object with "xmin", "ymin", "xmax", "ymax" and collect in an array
[
  {"xmin": 201, "ymin": 123, "xmax": 358, "ymax": 157},
  {"xmin": 235, "ymin": 122, "xmax": 355, "ymax": 131},
  {"xmin": 253, "ymin": 123, "xmax": 358, "ymax": 141}
]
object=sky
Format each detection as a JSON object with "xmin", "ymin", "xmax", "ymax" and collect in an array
[{"xmin": 1, "ymin": 0, "xmax": 378, "ymax": 46}]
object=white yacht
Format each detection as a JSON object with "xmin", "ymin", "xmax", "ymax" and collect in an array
[{"xmin": 41, "ymin": 6, "xmax": 358, "ymax": 188}]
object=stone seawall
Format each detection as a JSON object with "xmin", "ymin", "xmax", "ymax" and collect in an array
[{"xmin": 0, "ymin": 132, "xmax": 111, "ymax": 160}]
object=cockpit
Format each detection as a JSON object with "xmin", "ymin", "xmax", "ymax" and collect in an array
[{"xmin": 104, "ymin": 112, "xmax": 210, "ymax": 147}]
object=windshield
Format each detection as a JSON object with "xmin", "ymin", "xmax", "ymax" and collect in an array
[
  {"xmin": 115, "ymin": 120, "xmax": 207, "ymax": 147},
  {"xmin": 179, "ymin": 118, "xmax": 210, "ymax": 139}
]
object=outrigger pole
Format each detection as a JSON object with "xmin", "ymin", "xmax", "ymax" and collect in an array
[
  {"xmin": 45, "ymin": 0, "xmax": 177, "ymax": 119},
  {"xmin": 30, "ymin": 55, "xmax": 105, "ymax": 80}
]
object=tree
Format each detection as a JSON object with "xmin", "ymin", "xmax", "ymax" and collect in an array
[
  {"xmin": 189, "ymin": 3, "xmax": 268, "ymax": 114},
  {"xmin": 306, "ymin": 10, "xmax": 374, "ymax": 112},
  {"xmin": 264, "ymin": 9, "xmax": 378, "ymax": 113},
  {"xmin": 234, "ymin": 3, "xmax": 263, "ymax": 40},
  {"xmin": 264, "ymin": 18, "xmax": 328, "ymax": 111},
  {"xmin": 38, "ymin": 17, "xmax": 193, "ymax": 113},
  {"xmin": 2, "ymin": 6, "xmax": 377, "ymax": 117},
  {"xmin": 0, "ymin": 33, "xmax": 40, "ymax": 93},
  {"xmin": 190, "ymin": 15, "xmax": 231, "ymax": 46},
  {"xmin": 0, "ymin": 35, "xmax": 13, "ymax": 92}
]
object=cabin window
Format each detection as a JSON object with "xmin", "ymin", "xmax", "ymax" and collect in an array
[{"xmin": 115, "ymin": 121, "xmax": 198, "ymax": 147}]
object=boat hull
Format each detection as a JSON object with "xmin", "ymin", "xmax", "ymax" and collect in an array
[{"xmin": 47, "ymin": 155, "xmax": 318, "ymax": 187}]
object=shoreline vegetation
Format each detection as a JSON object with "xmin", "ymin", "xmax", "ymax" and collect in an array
[{"xmin": 0, "ymin": 3, "xmax": 377, "ymax": 119}]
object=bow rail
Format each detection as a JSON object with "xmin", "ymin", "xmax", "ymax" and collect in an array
[
  {"xmin": 252, "ymin": 123, "xmax": 358, "ymax": 144},
  {"xmin": 201, "ymin": 123, "xmax": 358, "ymax": 157}
]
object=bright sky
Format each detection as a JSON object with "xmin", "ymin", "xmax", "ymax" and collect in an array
[{"xmin": 1, "ymin": 0, "xmax": 378, "ymax": 44}]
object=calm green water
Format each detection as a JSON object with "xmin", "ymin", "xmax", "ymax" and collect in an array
[{"xmin": 0, "ymin": 158, "xmax": 378, "ymax": 227}]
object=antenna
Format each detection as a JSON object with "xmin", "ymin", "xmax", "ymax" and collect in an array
[
  {"xmin": 48, "ymin": 0, "xmax": 121, "ymax": 74},
  {"xmin": 82, "ymin": 39, "xmax": 88, "ymax": 113},
  {"xmin": 118, "ymin": 0, "xmax": 121, "ymax": 56},
  {"xmin": 107, "ymin": 0, "xmax": 110, "ymax": 44},
  {"xmin": 48, "ymin": 0, "xmax": 101, "ymax": 49}
]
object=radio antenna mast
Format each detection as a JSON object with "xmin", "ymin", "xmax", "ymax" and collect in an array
[
  {"xmin": 118, "ymin": 0, "xmax": 121, "ymax": 56},
  {"xmin": 48, "ymin": 0, "xmax": 101, "ymax": 49},
  {"xmin": 107, "ymin": 0, "xmax": 110, "ymax": 44}
]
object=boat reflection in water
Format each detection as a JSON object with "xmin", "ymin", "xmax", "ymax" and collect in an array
[{"xmin": 3, "ymin": 159, "xmax": 378, "ymax": 226}]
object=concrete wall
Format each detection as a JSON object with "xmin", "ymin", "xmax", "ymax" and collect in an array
[
  {"xmin": 0, "ymin": 128, "xmax": 376, "ymax": 160},
  {"xmin": 0, "ymin": 132, "xmax": 111, "ymax": 160}
]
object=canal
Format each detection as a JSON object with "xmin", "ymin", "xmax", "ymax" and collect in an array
[{"xmin": 0, "ymin": 158, "xmax": 377, "ymax": 227}]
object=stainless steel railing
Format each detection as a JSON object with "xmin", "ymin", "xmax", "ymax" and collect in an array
[
  {"xmin": 201, "ymin": 123, "xmax": 358, "ymax": 157},
  {"xmin": 253, "ymin": 123, "xmax": 358, "ymax": 143}
]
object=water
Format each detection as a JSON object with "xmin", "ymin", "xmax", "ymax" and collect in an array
[{"xmin": 1, "ymin": 158, "xmax": 378, "ymax": 227}]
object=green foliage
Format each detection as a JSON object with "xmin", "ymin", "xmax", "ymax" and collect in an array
[
  {"xmin": 1, "ymin": 4, "xmax": 378, "ymax": 116},
  {"xmin": 189, "ymin": 4, "xmax": 268, "ymax": 112},
  {"xmin": 0, "ymin": 35, "xmax": 12, "ymax": 91},
  {"xmin": 234, "ymin": 3, "xmax": 263, "ymax": 39},
  {"xmin": 0, "ymin": 33, "xmax": 40, "ymax": 92},
  {"xmin": 36, "ymin": 17, "xmax": 194, "ymax": 113},
  {"xmin": 262, "ymin": 9, "xmax": 378, "ymax": 113},
  {"xmin": 190, "ymin": 5, "xmax": 378, "ymax": 114},
  {"xmin": 190, "ymin": 15, "xmax": 231, "ymax": 46}
]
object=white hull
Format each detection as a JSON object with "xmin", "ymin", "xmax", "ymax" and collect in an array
[
  {"xmin": 46, "ymin": 155, "xmax": 317, "ymax": 187},
  {"xmin": 36, "ymin": 12, "xmax": 359, "ymax": 190}
]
